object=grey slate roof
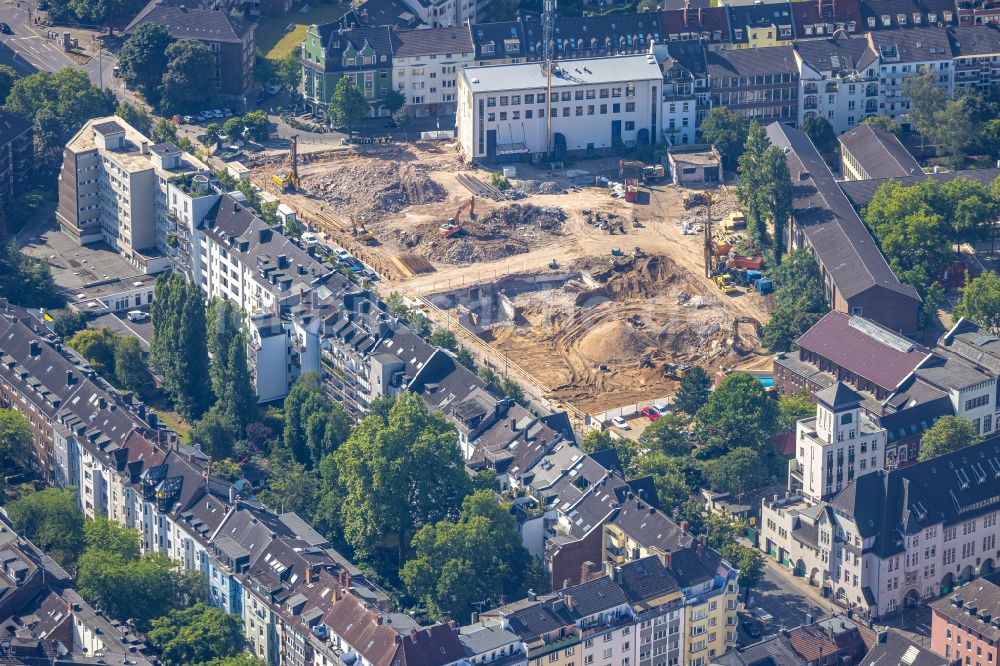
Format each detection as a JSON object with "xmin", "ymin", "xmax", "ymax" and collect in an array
[
  {"xmin": 766, "ymin": 122, "xmax": 920, "ymax": 304},
  {"xmin": 830, "ymin": 436, "xmax": 1000, "ymax": 556},
  {"xmin": 860, "ymin": 630, "xmax": 949, "ymax": 666},
  {"xmin": 795, "ymin": 35, "xmax": 875, "ymax": 74},
  {"xmin": 949, "ymin": 24, "xmax": 1000, "ymax": 56},
  {"xmin": 867, "ymin": 26, "xmax": 953, "ymax": 61},
  {"xmin": 815, "ymin": 382, "xmax": 863, "ymax": 410},
  {"xmin": 839, "ymin": 124, "xmax": 922, "ymax": 179},
  {"xmin": 928, "ymin": 573, "xmax": 1000, "ymax": 642},
  {"xmin": 0, "ymin": 111, "xmax": 31, "ymax": 146},
  {"xmin": 391, "ymin": 26, "xmax": 474, "ymax": 58},
  {"xmin": 125, "ymin": 1, "xmax": 251, "ymax": 42},
  {"xmin": 558, "ymin": 576, "xmax": 628, "ymax": 617},
  {"xmin": 707, "ymin": 45, "xmax": 798, "ymax": 79}
]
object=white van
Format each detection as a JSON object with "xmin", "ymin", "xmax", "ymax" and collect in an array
[
  {"xmin": 301, "ymin": 232, "xmax": 318, "ymax": 248},
  {"xmin": 127, "ymin": 310, "xmax": 149, "ymax": 323}
]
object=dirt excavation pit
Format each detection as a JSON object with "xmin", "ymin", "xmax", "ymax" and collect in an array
[
  {"xmin": 299, "ymin": 160, "xmax": 447, "ymax": 223},
  {"xmin": 391, "ymin": 203, "xmax": 567, "ymax": 264},
  {"xmin": 428, "ymin": 254, "xmax": 766, "ymax": 413}
]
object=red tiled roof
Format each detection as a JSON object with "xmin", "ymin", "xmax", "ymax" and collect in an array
[{"xmin": 795, "ymin": 311, "xmax": 929, "ymax": 391}]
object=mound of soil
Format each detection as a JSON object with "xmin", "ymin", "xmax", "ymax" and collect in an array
[
  {"xmin": 577, "ymin": 320, "xmax": 653, "ymax": 362},
  {"xmin": 303, "ymin": 162, "xmax": 446, "ymax": 222}
]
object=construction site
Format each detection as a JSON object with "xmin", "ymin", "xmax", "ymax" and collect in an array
[{"xmin": 244, "ymin": 141, "xmax": 774, "ymax": 416}]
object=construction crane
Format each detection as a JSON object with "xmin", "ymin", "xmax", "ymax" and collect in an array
[
  {"xmin": 541, "ymin": 0, "xmax": 555, "ymax": 160},
  {"xmin": 439, "ymin": 197, "xmax": 475, "ymax": 236},
  {"xmin": 271, "ymin": 135, "xmax": 300, "ymax": 191}
]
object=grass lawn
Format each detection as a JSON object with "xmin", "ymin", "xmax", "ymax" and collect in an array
[{"xmin": 257, "ymin": 1, "xmax": 352, "ymax": 59}]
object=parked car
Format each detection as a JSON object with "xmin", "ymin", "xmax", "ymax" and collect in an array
[
  {"xmin": 750, "ymin": 608, "xmax": 773, "ymax": 630},
  {"xmin": 196, "ymin": 111, "xmax": 211, "ymax": 121},
  {"xmin": 743, "ymin": 622, "xmax": 761, "ymax": 640},
  {"xmin": 211, "ymin": 109, "xmax": 224, "ymax": 118},
  {"xmin": 654, "ymin": 402, "xmax": 670, "ymax": 416},
  {"xmin": 222, "ymin": 108, "xmax": 233, "ymax": 117},
  {"xmin": 112, "ymin": 65, "xmax": 122, "ymax": 78},
  {"xmin": 182, "ymin": 115, "xmax": 195, "ymax": 124},
  {"xmin": 334, "ymin": 248, "xmax": 352, "ymax": 262},
  {"xmin": 641, "ymin": 406, "xmax": 661, "ymax": 420},
  {"xmin": 0, "ymin": 23, "xmax": 12, "ymax": 34},
  {"xmin": 127, "ymin": 310, "xmax": 149, "ymax": 323},
  {"xmin": 611, "ymin": 416, "xmax": 630, "ymax": 430},
  {"xmin": 301, "ymin": 232, "xmax": 318, "ymax": 248}
]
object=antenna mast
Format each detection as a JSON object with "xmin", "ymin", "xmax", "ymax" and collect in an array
[{"xmin": 542, "ymin": 0, "xmax": 555, "ymax": 159}]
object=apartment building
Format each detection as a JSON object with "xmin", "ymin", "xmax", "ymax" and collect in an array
[
  {"xmin": 705, "ymin": 47, "xmax": 800, "ymax": 127},
  {"xmin": 787, "ymin": 383, "xmax": 888, "ymax": 504},
  {"xmin": 950, "ymin": 24, "xmax": 1000, "ymax": 92},
  {"xmin": 929, "ymin": 573, "xmax": 1000, "ymax": 665},
  {"xmin": 715, "ymin": 615, "xmax": 870, "ymax": 666},
  {"xmin": 125, "ymin": 1, "xmax": 256, "ymax": 101},
  {"xmin": 56, "ymin": 118, "xmax": 208, "ymax": 275},
  {"xmin": 794, "ymin": 35, "xmax": 879, "ymax": 134},
  {"xmin": 301, "ymin": 23, "xmax": 395, "ymax": 117},
  {"xmin": 760, "ymin": 436, "xmax": 1000, "ymax": 618},
  {"xmin": 726, "ymin": 2, "xmax": 795, "ymax": 49},
  {"xmin": 391, "ymin": 26, "xmax": 475, "ymax": 116},
  {"xmin": 839, "ymin": 123, "xmax": 922, "ymax": 180},
  {"xmin": 0, "ymin": 111, "xmax": 32, "ymax": 204},
  {"xmin": 867, "ymin": 27, "xmax": 954, "ymax": 126},
  {"xmin": 457, "ymin": 54, "xmax": 663, "ymax": 163},
  {"xmin": 653, "ymin": 40, "xmax": 707, "ymax": 146}
]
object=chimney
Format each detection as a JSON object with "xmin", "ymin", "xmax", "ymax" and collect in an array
[
  {"xmin": 29, "ymin": 340, "xmax": 40, "ymax": 357},
  {"xmin": 141, "ymin": 141, "xmax": 149, "ymax": 155},
  {"xmin": 511, "ymin": 418, "xmax": 518, "ymax": 431},
  {"xmin": 657, "ymin": 549, "xmax": 672, "ymax": 569},
  {"xmin": 448, "ymin": 621, "xmax": 457, "ymax": 629},
  {"xmin": 564, "ymin": 594, "xmax": 574, "ymax": 611},
  {"xmin": 613, "ymin": 566, "xmax": 623, "ymax": 584},
  {"xmin": 410, "ymin": 629, "xmax": 418, "ymax": 640},
  {"xmin": 471, "ymin": 612, "xmax": 480, "ymax": 624},
  {"xmin": 345, "ymin": 574, "xmax": 351, "ymax": 589},
  {"xmin": 66, "ymin": 370, "xmax": 75, "ymax": 386},
  {"xmin": 376, "ymin": 615, "xmax": 383, "ymax": 625},
  {"xmin": 527, "ymin": 589, "xmax": 537, "ymax": 601},
  {"xmin": 306, "ymin": 567, "xmax": 312, "ymax": 585},
  {"xmin": 680, "ymin": 520, "xmax": 688, "ymax": 532}
]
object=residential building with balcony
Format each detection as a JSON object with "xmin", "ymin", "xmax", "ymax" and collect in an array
[
  {"xmin": 56, "ymin": 118, "xmax": 207, "ymax": 275},
  {"xmin": 0, "ymin": 111, "xmax": 32, "ymax": 204},
  {"xmin": 929, "ymin": 573, "xmax": 1000, "ymax": 665},
  {"xmin": 790, "ymin": 0, "xmax": 862, "ymax": 41},
  {"xmin": 866, "ymin": 27, "xmax": 954, "ymax": 127},
  {"xmin": 124, "ymin": 1, "xmax": 255, "ymax": 101},
  {"xmin": 659, "ymin": 7, "xmax": 730, "ymax": 50},
  {"xmin": 706, "ymin": 47, "xmax": 799, "ymax": 126},
  {"xmin": 652, "ymin": 40, "xmax": 707, "ymax": 145},
  {"xmin": 727, "ymin": 2, "xmax": 795, "ymax": 49},
  {"xmin": 787, "ymin": 383, "xmax": 888, "ymax": 504},
  {"xmin": 391, "ymin": 26, "xmax": 475, "ymax": 117},
  {"xmin": 794, "ymin": 35, "xmax": 880, "ymax": 133},
  {"xmin": 301, "ymin": 23, "xmax": 395, "ymax": 117},
  {"xmin": 950, "ymin": 24, "xmax": 1000, "ymax": 92}
]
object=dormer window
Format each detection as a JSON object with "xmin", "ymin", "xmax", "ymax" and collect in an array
[
  {"xmin": 928, "ymin": 12, "xmax": 937, "ymax": 22},
  {"xmin": 897, "ymin": 13, "xmax": 907, "ymax": 24},
  {"xmin": 881, "ymin": 14, "xmax": 891, "ymax": 25},
  {"xmin": 913, "ymin": 13, "xmax": 921, "ymax": 23},
  {"xmin": 867, "ymin": 16, "xmax": 876, "ymax": 26}
]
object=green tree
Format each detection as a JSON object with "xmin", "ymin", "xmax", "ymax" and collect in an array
[
  {"xmin": 333, "ymin": 392, "xmax": 471, "ymax": 571},
  {"xmin": 282, "ymin": 373, "xmax": 350, "ymax": 468},
  {"xmin": 114, "ymin": 335, "xmax": 151, "ymax": 395},
  {"xmin": 7, "ymin": 488, "xmax": 84, "ymax": 565},
  {"xmin": 401, "ymin": 491, "xmax": 532, "ymax": 621},
  {"xmin": 861, "ymin": 115, "xmax": 901, "ymax": 135},
  {"xmin": 201, "ymin": 655, "xmax": 269, "ymax": 666},
  {"xmin": 737, "ymin": 121, "xmax": 770, "ymax": 245},
  {"xmin": 384, "ymin": 89, "xmax": 406, "ymax": 115},
  {"xmin": 84, "ymin": 517, "xmax": 141, "ymax": 561},
  {"xmin": 428, "ymin": 328, "xmax": 458, "ymax": 351},
  {"xmin": 702, "ymin": 447, "xmax": 769, "ymax": 497},
  {"xmin": 0, "ymin": 409, "xmax": 32, "ymax": 475},
  {"xmin": 191, "ymin": 407, "xmax": 238, "ymax": 460},
  {"xmin": 956, "ymin": 271, "xmax": 1000, "ymax": 333},
  {"xmin": 638, "ymin": 414, "xmax": 691, "ymax": 457},
  {"xmin": 761, "ymin": 144, "xmax": 792, "ymax": 263},
  {"xmin": 151, "ymin": 117, "xmax": 178, "ymax": 143},
  {"xmin": 150, "ymin": 275, "xmax": 212, "ymax": 422},
  {"xmin": 581, "ymin": 429, "xmax": 614, "ymax": 453},
  {"xmin": 207, "ymin": 300, "xmax": 256, "ymax": 429},
  {"xmin": 241, "ymin": 111, "xmax": 270, "ymax": 142},
  {"xmin": 718, "ymin": 542, "xmax": 764, "ymax": 602},
  {"xmin": 696, "ymin": 373, "xmax": 778, "ymax": 455},
  {"xmin": 205, "ymin": 123, "xmax": 222, "ymax": 146},
  {"xmin": 455, "ymin": 347, "xmax": 476, "ymax": 371},
  {"xmin": 761, "ymin": 250, "xmax": 825, "ymax": 352},
  {"xmin": 115, "ymin": 101, "xmax": 153, "ymax": 135},
  {"xmin": 801, "ymin": 116, "xmax": 837, "ymax": 153},
  {"xmin": 328, "ymin": 77, "xmax": 370, "ymax": 132},
  {"xmin": 0, "ymin": 242, "xmax": 59, "ymax": 308},
  {"xmin": 0, "ymin": 64, "xmax": 16, "ymax": 106},
  {"xmin": 904, "ymin": 70, "xmax": 975, "ymax": 167},
  {"xmin": 703, "ymin": 514, "xmax": 737, "ymax": 549},
  {"xmin": 159, "ymin": 40, "xmax": 216, "ymax": 113},
  {"xmin": 630, "ymin": 453, "xmax": 695, "ymax": 514},
  {"xmin": 982, "ymin": 118, "xmax": 1000, "ymax": 160},
  {"xmin": 777, "ymin": 391, "xmax": 814, "ymax": 433},
  {"xmin": 917, "ymin": 415, "xmax": 983, "ymax": 461},
  {"xmin": 3, "ymin": 68, "xmax": 115, "ymax": 163},
  {"xmin": 276, "ymin": 52, "xmax": 301, "ymax": 91},
  {"xmin": 223, "ymin": 116, "xmax": 246, "ymax": 143},
  {"xmin": 700, "ymin": 107, "xmax": 746, "ymax": 169},
  {"xmin": 939, "ymin": 178, "xmax": 1000, "ymax": 248},
  {"xmin": 149, "ymin": 603, "xmax": 243, "ymax": 666},
  {"xmin": 52, "ymin": 309, "xmax": 87, "ymax": 339},
  {"xmin": 68, "ymin": 328, "xmax": 118, "ymax": 374},
  {"xmin": 674, "ymin": 366, "xmax": 711, "ymax": 415},
  {"xmin": 258, "ymin": 448, "xmax": 322, "ymax": 519}
]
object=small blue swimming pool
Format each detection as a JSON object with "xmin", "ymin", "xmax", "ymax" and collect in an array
[{"xmin": 758, "ymin": 376, "xmax": 774, "ymax": 388}]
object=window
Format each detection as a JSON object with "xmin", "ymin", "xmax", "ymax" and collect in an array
[
  {"xmin": 625, "ymin": 121, "xmax": 635, "ymax": 130},
  {"xmin": 625, "ymin": 101, "xmax": 635, "ymax": 112}
]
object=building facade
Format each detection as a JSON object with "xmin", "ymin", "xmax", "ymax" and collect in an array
[
  {"xmin": 392, "ymin": 26, "xmax": 476, "ymax": 116},
  {"xmin": 0, "ymin": 111, "xmax": 32, "ymax": 203}
]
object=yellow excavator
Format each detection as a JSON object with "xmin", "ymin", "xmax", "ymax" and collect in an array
[
  {"xmin": 272, "ymin": 135, "xmax": 300, "ymax": 191},
  {"xmin": 352, "ymin": 218, "xmax": 375, "ymax": 245}
]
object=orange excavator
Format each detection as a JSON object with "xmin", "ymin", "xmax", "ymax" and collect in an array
[{"xmin": 439, "ymin": 196, "xmax": 475, "ymax": 237}]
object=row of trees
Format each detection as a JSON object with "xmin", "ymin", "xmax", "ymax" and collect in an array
[
  {"xmin": 117, "ymin": 24, "xmax": 217, "ymax": 113},
  {"xmin": 207, "ymin": 111, "xmax": 271, "ymax": 146},
  {"xmin": 736, "ymin": 122, "xmax": 793, "ymax": 260},
  {"xmin": 761, "ymin": 250, "xmax": 826, "ymax": 352}
]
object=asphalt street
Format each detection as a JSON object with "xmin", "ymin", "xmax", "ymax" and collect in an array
[{"xmin": 0, "ymin": 0, "xmax": 119, "ymax": 91}]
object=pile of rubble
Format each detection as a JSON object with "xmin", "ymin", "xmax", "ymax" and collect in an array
[
  {"xmin": 393, "ymin": 203, "xmax": 567, "ymax": 264},
  {"xmin": 301, "ymin": 162, "xmax": 446, "ymax": 222},
  {"xmin": 510, "ymin": 180, "xmax": 565, "ymax": 197}
]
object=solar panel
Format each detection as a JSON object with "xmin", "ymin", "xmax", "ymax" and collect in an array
[{"xmin": 902, "ymin": 645, "xmax": 920, "ymax": 665}]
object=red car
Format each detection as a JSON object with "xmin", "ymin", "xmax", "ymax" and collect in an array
[{"xmin": 641, "ymin": 406, "xmax": 660, "ymax": 420}]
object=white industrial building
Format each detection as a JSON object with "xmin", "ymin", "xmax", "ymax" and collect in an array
[{"xmin": 456, "ymin": 53, "xmax": 663, "ymax": 163}]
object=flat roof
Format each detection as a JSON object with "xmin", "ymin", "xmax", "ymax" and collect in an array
[{"xmin": 461, "ymin": 54, "xmax": 663, "ymax": 94}]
